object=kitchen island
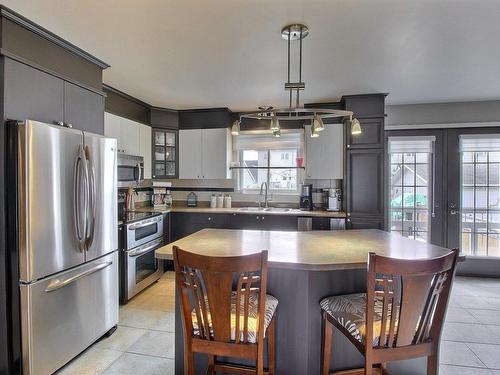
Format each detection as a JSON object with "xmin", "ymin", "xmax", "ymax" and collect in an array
[{"xmin": 155, "ymin": 229, "xmax": 453, "ymax": 375}]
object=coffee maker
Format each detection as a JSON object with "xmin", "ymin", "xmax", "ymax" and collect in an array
[
  {"xmin": 299, "ymin": 184, "xmax": 313, "ymax": 211},
  {"xmin": 323, "ymin": 188, "xmax": 342, "ymax": 212}
]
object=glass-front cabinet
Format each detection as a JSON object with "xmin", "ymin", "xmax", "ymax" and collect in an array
[{"xmin": 152, "ymin": 128, "xmax": 178, "ymax": 179}]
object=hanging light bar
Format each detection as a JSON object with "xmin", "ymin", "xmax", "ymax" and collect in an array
[{"xmin": 237, "ymin": 24, "xmax": 362, "ymax": 138}]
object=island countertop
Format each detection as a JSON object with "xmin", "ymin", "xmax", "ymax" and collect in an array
[{"xmin": 155, "ymin": 228, "xmax": 453, "ymax": 271}]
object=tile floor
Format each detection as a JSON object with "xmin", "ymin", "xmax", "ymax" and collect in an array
[{"xmin": 56, "ymin": 273, "xmax": 500, "ymax": 375}]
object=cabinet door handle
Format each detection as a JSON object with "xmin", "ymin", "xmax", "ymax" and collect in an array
[
  {"xmin": 208, "ymin": 217, "xmax": 211, "ymax": 221},
  {"xmin": 262, "ymin": 216, "xmax": 265, "ymax": 221}
]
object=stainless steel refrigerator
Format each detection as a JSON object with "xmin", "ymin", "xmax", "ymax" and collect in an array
[{"xmin": 9, "ymin": 120, "xmax": 118, "ymax": 375}]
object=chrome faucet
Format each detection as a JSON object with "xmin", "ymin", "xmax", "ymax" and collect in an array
[{"xmin": 259, "ymin": 182, "xmax": 269, "ymax": 209}]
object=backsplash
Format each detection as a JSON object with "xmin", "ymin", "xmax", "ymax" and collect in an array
[{"xmin": 145, "ymin": 178, "xmax": 342, "ymax": 208}]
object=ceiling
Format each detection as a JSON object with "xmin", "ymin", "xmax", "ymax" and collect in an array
[{"xmin": 3, "ymin": 0, "xmax": 500, "ymax": 110}]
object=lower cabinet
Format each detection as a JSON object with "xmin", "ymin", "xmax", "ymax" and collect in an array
[
  {"xmin": 229, "ymin": 214, "xmax": 298, "ymax": 231},
  {"xmin": 170, "ymin": 212, "xmax": 298, "ymax": 241},
  {"xmin": 345, "ymin": 215, "xmax": 385, "ymax": 230}
]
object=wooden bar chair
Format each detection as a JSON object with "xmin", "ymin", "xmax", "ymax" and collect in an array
[
  {"xmin": 173, "ymin": 246, "xmax": 278, "ymax": 375},
  {"xmin": 320, "ymin": 249, "xmax": 459, "ymax": 375}
]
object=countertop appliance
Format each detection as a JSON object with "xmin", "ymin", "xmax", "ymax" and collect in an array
[
  {"xmin": 118, "ymin": 153, "xmax": 144, "ymax": 188},
  {"xmin": 323, "ymin": 188, "xmax": 342, "ymax": 212},
  {"xmin": 299, "ymin": 183, "xmax": 313, "ymax": 211},
  {"xmin": 6, "ymin": 120, "xmax": 118, "ymax": 375},
  {"xmin": 187, "ymin": 191, "xmax": 198, "ymax": 207},
  {"xmin": 119, "ymin": 211, "xmax": 164, "ymax": 303}
]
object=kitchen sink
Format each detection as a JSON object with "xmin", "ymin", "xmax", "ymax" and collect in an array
[
  {"xmin": 238, "ymin": 207, "xmax": 264, "ymax": 212},
  {"xmin": 238, "ymin": 207, "xmax": 293, "ymax": 212},
  {"xmin": 264, "ymin": 207, "xmax": 292, "ymax": 212}
]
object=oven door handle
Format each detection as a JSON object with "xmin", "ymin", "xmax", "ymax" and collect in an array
[
  {"xmin": 127, "ymin": 239, "xmax": 163, "ymax": 258},
  {"xmin": 127, "ymin": 216, "xmax": 162, "ymax": 230}
]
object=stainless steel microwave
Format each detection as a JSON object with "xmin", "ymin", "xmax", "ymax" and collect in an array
[{"xmin": 117, "ymin": 153, "xmax": 144, "ymax": 188}]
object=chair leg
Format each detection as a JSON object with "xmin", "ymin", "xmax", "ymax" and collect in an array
[
  {"xmin": 207, "ymin": 355, "xmax": 215, "ymax": 375},
  {"xmin": 321, "ymin": 313, "xmax": 333, "ymax": 375},
  {"xmin": 427, "ymin": 353, "xmax": 439, "ymax": 375},
  {"xmin": 185, "ymin": 347, "xmax": 195, "ymax": 375},
  {"xmin": 364, "ymin": 361, "xmax": 372, "ymax": 375},
  {"xmin": 257, "ymin": 341, "xmax": 265, "ymax": 375},
  {"xmin": 268, "ymin": 316, "xmax": 276, "ymax": 375}
]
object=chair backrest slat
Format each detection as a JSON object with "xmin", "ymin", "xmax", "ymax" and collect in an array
[
  {"xmin": 366, "ymin": 249, "xmax": 459, "ymax": 349},
  {"xmin": 173, "ymin": 246, "xmax": 268, "ymax": 346}
]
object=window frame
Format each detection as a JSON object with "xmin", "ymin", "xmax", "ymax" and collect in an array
[{"xmin": 237, "ymin": 148, "xmax": 303, "ymax": 195}]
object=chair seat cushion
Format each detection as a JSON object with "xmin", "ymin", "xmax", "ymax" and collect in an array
[
  {"xmin": 192, "ymin": 293, "xmax": 278, "ymax": 344},
  {"xmin": 320, "ymin": 293, "xmax": 395, "ymax": 346}
]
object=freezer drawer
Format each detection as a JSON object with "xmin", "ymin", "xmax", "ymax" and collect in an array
[{"xmin": 20, "ymin": 252, "xmax": 118, "ymax": 375}]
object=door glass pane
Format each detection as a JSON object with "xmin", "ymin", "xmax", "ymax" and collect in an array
[
  {"xmin": 135, "ymin": 250, "xmax": 158, "ymax": 283},
  {"xmin": 460, "ymin": 146, "xmax": 500, "ymax": 256},
  {"xmin": 165, "ymin": 132, "xmax": 176, "ymax": 147},
  {"xmin": 155, "ymin": 146, "xmax": 165, "ymax": 161},
  {"xmin": 165, "ymin": 162, "xmax": 176, "ymax": 176},
  {"xmin": 155, "ymin": 131, "xmax": 165, "ymax": 146},
  {"xmin": 165, "ymin": 147, "xmax": 175, "ymax": 161},
  {"xmin": 155, "ymin": 162, "xmax": 165, "ymax": 176},
  {"xmin": 389, "ymin": 149, "xmax": 432, "ymax": 243}
]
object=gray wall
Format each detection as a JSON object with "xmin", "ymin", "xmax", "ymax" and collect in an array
[{"xmin": 386, "ymin": 100, "xmax": 500, "ymax": 127}]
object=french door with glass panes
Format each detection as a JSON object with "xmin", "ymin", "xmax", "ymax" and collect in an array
[
  {"xmin": 446, "ymin": 128, "xmax": 500, "ymax": 258},
  {"xmin": 386, "ymin": 130, "xmax": 444, "ymax": 246}
]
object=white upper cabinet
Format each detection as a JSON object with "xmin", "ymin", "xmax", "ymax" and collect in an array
[
  {"xmin": 305, "ymin": 123, "xmax": 344, "ymax": 180},
  {"xmin": 179, "ymin": 128, "xmax": 231, "ymax": 179},
  {"xmin": 179, "ymin": 129, "xmax": 202, "ymax": 179},
  {"xmin": 139, "ymin": 124, "xmax": 152, "ymax": 179},
  {"xmin": 119, "ymin": 117, "xmax": 141, "ymax": 156},
  {"xmin": 104, "ymin": 112, "xmax": 152, "ymax": 178},
  {"xmin": 104, "ymin": 112, "xmax": 121, "ymax": 149}
]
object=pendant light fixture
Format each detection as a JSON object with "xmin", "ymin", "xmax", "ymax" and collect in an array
[
  {"xmin": 270, "ymin": 115, "xmax": 280, "ymax": 132},
  {"xmin": 237, "ymin": 24, "xmax": 361, "ymax": 137},
  {"xmin": 312, "ymin": 114, "xmax": 325, "ymax": 132},
  {"xmin": 231, "ymin": 119, "xmax": 240, "ymax": 135},
  {"xmin": 351, "ymin": 118, "xmax": 362, "ymax": 135}
]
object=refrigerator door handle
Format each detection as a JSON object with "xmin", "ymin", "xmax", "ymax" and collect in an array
[
  {"xmin": 44, "ymin": 261, "xmax": 113, "ymax": 292},
  {"xmin": 74, "ymin": 144, "xmax": 88, "ymax": 251},
  {"xmin": 85, "ymin": 146, "xmax": 97, "ymax": 249}
]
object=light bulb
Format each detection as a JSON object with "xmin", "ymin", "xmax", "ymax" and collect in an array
[
  {"xmin": 270, "ymin": 116, "xmax": 280, "ymax": 132},
  {"xmin": 351, "ymin": 118, "xmax": 362, "ymax": 135},
  {"xmin": 313, "ymin": 115, "xmax": 325, "ymax": 132},
  {"xmin": 231, "ymin": 120, "xmax": 240, "ymax": 136}
]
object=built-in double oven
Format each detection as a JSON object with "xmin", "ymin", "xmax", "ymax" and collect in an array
[{"xmin": 119, "ymin": 212, "xmax": 164, "ymax": 303}]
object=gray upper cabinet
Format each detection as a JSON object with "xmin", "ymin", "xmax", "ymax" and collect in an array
[
  {"xmin": 64, "ymin": 82, "xmax": 104, "ymax": 135},
  {"xmin": 3, "ymin": 58, "xmax": 105, "ymax": 134},
  {"xmin": 345, "ymin": 117, "xmax": 384, "ymax": 149},
  {"xmin": 4, "ymin": 58, "xmax": 64, "ymax": 124}
]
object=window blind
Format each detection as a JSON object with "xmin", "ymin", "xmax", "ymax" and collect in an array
[
  {"xmin": 388, "ymin": 136, "xmax": 436, "ymax": 154},
  {"xmin": 234, "ymin": 131, "xmax": 303, "ymax": 151},
  {"xmin": 459, "ymin": 135, "xmax": 500, "ymax": 152}
]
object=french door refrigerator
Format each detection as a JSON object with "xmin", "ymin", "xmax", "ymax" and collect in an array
[{"xmin": 6, "ymin": 120, "xmax": 118, "ymax": 375}]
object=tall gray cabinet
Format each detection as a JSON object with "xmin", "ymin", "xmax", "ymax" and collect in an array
[
  {"xmin": 343, "ymin": 94, "xmax": 387, "ymax": 229},
  {"xmin": 0, "ymin": 6, "xmax": 109, "ymax": 374}
]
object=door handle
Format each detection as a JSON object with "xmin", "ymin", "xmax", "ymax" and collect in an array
[
  {"xmin": 45, "ymin": 261, "xmax": 112, "ymax": 292},
  {"xmin": 127, "ymin": 238, "xmax": 162, "ymax": 258},
  {"xmin": 136, "ymin": 162, "xmax": 142, "ymax": 184},
  {"xmin": 450, "ymin": 209, "xmax": 459, "ymax": 215},
  {"xmin": 74, "ymin": 145, "xmax": 88, "ymax": 252},
  {"xmin": 85, "ymin": 146, "xmax": 96, "ymax": 250}
]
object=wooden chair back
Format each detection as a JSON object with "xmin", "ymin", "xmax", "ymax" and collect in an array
[
  {"xmin": 365, "ymin": 249, "xmax": 459, "ymax": 349},
  {"xmin": 173, "ymin": 246, "xmax": 269, "ymax": 346}
]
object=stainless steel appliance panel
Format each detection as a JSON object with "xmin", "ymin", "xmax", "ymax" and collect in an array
[
  {"xmin": 117, "ymin": 153, "xmax": 144, "ymax": 188},
  {"xmin": 125, "ymin": 215, "xmax": 163, "ymax": 250},
  {"xmin": 19, "ymin": 120, "xmax": 85, "ymax": 282},
  {"xmin": 84, "ymin": 132, "xmax": 118, "ymax": 261},
  {"xmin": 125, "ymin": 238, "xmax": 163, "ymax": 299},
  {"xmin": 20, "ymin": 252, "xmax": 118, "ymax": 375}
]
